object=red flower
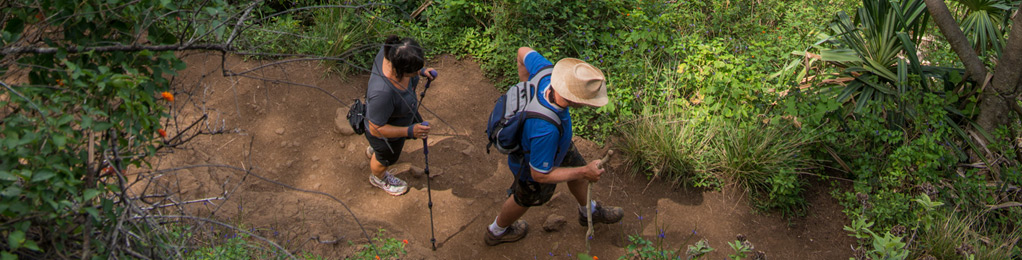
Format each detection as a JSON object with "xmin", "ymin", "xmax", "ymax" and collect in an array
[
  {"xmin": 158, "ymin": 129, "xmax": 167, "ymax": 138},
  {"xmin": 402, "ymin": 239, "xmax": 408, "ymax": 244}
]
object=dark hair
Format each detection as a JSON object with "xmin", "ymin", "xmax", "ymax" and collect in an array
[{"xmin": 383, "ymin": 35, "xmax": 424, "ymax": 78}]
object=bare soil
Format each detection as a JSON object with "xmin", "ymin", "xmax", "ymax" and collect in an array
[{"xmin": 148, "ymin": 52, "xmax": 854, "ymax": 259}]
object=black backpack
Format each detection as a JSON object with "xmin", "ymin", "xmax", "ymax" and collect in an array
[{"xmin": 346, "ymin": 99, "xmax": 367, "ymax": 135}]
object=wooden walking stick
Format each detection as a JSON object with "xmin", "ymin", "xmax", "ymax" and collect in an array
[{"xmin": 587, "ymin": 149, "xmax": 614, "ymax": 254}]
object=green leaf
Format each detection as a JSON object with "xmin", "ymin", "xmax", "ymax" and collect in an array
[
  {"xmin": 30, "ymin": 171, "xmax": 55, "ymax": 182},
  {"xmin": 0, "ymin": 171, "xmax": 17, "ymax": 181},
  {"xmin": 820, "ymin": 48, "xmax": 860, "ymax": 62},
  {"xmin": 7, "ymin": 230, "xmax": 25, "ymax": 250},
  {"xmin": 84, "ymin": 207, "xmax": 101, "ymax": 220},
  {"xmin": 2, "ymin": 17, "xmax": 24, "ymax": 39},
  {"xmin": 22, "ymin": 240, "xmax": 39, "ymax": 252},
  {"xmin": 52, "ymin": 135, "xmax": 67, "ymax": 148},
  {"xmin": 2, "ymin": 251, "xmax": 16, "ymax": 260},
  {"xmin": 83, "ymin": 189, "xmax": 101, "ymax": 201},
  {"xmin": 1, "ymin": 186, "xmax": 22, "ymax": 197}
]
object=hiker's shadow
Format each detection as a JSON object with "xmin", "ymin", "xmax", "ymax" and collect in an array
[{"xmin": 397, "ymin": 135, "xmax": 506, "ymax": 199}]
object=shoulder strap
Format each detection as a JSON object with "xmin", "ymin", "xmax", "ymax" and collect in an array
[
  {"xmin": 522, "ymin": 65, "xmax": 560, "ymax": 135},
  {"xmin": 523, "ymin": 98, "xmax": 563, "ymax": 136},
  {"xmin": 528, "ymin": 66, "xmax": 554, "ymax": 89}
]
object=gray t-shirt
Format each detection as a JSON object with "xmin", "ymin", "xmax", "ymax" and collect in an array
[{"xmin": 365, "ymin": 47, "xmax": 420, "ymax": 137}]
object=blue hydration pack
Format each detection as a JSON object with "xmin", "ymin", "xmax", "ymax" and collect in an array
[{"xmin": 486, "ymin": 66, "xmax": 562, "ymax": 154}]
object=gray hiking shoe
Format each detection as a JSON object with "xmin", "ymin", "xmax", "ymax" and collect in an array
[
  {"xmin": 484, "ymin": 220, "xmax": 528, "ymax": 246},
  {"xmin": 369, "ymin": 172, "xmax": 408, "ymax": 196},
  {"xmin": 578, "ymin": 201, "xmax": 624, "ymax": 226}
]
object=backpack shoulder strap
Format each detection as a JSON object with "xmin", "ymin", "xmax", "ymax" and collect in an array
[
  {"xmin": 523, "ymin": 99, "xmax": 563, "ymax": 136},
  {"xmin": 528, "ymin": 66, "xmax": 554, "ymax": 88}
]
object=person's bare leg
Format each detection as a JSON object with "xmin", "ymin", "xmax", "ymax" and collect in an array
[
  {"xmin": 517, "ymin": 47, "xmax": 534, "ymax": 82},
  {"xmin": 496, "ymin": 196, "xmax": 529, "ymax": 227},
  {"xmin": 567, "ymin": 179, "xmax": 590, "ymax": 207},
  {"xmin": 370, "ymin": 153, "xmax": 387, "ymax": 179}
]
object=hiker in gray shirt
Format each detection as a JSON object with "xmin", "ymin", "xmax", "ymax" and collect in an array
[{"xmin": 363, "ymin": 35, "xmax": 436, "ymax": 196}]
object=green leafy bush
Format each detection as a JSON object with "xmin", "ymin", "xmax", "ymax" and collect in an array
[
  {"xmin": 1, "ymin": 0, "xmax": 207, "ymax": 258},
  {"xmin": 349, "ymin": 229, "xmax": 406, "ymax": 260}
]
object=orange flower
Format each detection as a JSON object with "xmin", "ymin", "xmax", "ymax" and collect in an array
[
  {"xmin": 402, "ymin": 239, "xmax": 408, "ymax": 244},
  {"xmin": 158, "ymin": 129, "xmax": 167, "ymax": 138},
  {"xmin": 161, "ymin": 91, "xmax": 174, "ymax": 102},
  {"xmin": 593, "ymin": 256, "xmax": 598, "ymax": 260},
  {"xmin": 56, "ymin": 79, "xmax": 64, "ymax": 86},
  {"xmin": 778, "ymin": 36, "xmax": 783, "ymax": 40},
  {"xmin": 626, "ymin": 13, "xmax": 630, "ymax": 16},
  {"xmin": 375, "ymin": 256, "xmax": 380, "ymax": 260}
]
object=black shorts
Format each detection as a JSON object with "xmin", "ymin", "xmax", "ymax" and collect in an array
[
  {"xmin": 365, "ymin": 134, "xmax": 406, "ymax": 167},
  {"xmin": 509, "ymin": 143, "xmax": 586, "ymax": 207}
]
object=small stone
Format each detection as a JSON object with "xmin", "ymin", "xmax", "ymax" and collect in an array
[
  {"xmin": 316, "ymin": 234, "xmax": 339, "ymax": 245},
  {"xmin": 280, "ymin": 141, "xmax": 288, "ymax": 147},
  {"xmin": 311, "ymin": 164, "xmax": 319, "ymax": 169},
  {"xmin": 358, "ymin": 161, "xmax": 368, "ymax": 170},
  {"xmin": 409, "ymin": 166, "xmax": 425, "ymax": 178},
  {"xmin": 338, "ymin": 141, "xmax": 347, "ymax": 149},
  {"xmin": 428, "ymin": 167, "xmax": 443, "ymax": 178},
  {"xmin": 275, "ymin": 128, "xmax": 285, "ymax": 135},
  {"xmin": 543, "ymin": 214, "xmax": 567, "ymax": 232},
  {"xmin": 313, "ymin": 183, "xmax": 322, "ymax": 189},
  {"xmin": 335, "ymin": 107, "xmax": 356, "ymax": 135},
  {"xmin": 461, "ymin": 146, "xmax": 474, "ymax": 156},
  {"xmin": 311, "ymin": 156, "xmax": 320, "ymax": 162}
]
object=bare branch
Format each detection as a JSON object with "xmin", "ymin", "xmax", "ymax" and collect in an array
[
  {"xmin": 133, "ymin": 215, "xmax": 296, "ymax": 260},
  {"xmin": 226, "ymin": 1, "xmax": 262, "ymax": 47},
  {"xmin": 1, "ymin": 43, "xmax": 232, "ymax": 55}
]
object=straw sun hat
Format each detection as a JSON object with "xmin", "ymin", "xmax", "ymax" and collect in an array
[{"xmin": 550, "ymin": 58, "xmax": 608, "ymax": 107}]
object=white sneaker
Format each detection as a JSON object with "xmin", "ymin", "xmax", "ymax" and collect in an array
[{"xmin": 370, "ymin": 171, "xmax": 408, "ymax": 196}]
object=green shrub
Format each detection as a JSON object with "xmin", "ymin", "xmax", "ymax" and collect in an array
[
  {"xmin": 620, "ymin": 109, "xmax": 716, "ymax": 189},
  {"xmin": 711, "ymin": 121, "xmax": 814, "ymax": 215},
  {"xmin": 349, "ymin": 229, "xmax": 406, "ymax": 260}
]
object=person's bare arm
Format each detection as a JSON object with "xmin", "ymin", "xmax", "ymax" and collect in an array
[
  {"xmin": 530, "ymin": 159, "xmax": 604, "ymax": 184},
  {"xmin": 367, "ymin": 122, "xmax": 430, "ymax": 139},
  {"xmin": 516, "ymin": 47, "xmax": 534, "ymax": 82}
]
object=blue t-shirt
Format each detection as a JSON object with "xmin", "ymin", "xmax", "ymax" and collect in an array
[{"xmin": 508, "ymin": 51, "xmax": 573, "ymax": 182}]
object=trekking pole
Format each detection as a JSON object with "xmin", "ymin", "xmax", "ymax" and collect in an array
[
  {"xmin": 422, "ymin": 121, "xmax": 437, "ymax": 250},
  {"xmin": 586, "ymin": 150, "xmax": 614, "ymax": 254},
  {"xmin": 419, "ymin": 70, "xmax": 438, "ymax": 250}
]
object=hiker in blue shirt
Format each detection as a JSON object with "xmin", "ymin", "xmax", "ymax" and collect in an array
[{"xmin": 484, "ymin": 47, "xmax": 624, "ymax": 245}]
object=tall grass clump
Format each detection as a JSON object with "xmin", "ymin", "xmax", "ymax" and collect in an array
[
  {"xmin": 914, "ymin": 211, "xmax": 1021, "ymax": 259},
  {"xmin": 620, "ymin": 108, "xmax": 716, "ymax": 189},
  {"xmin": 710, "ymin": 122, "xmax": 816, "ymax": 215}
]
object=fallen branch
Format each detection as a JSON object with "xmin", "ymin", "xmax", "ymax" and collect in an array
[{"xmin": 1, "ymin": 43, "xmax": 232, "ymax": 55}]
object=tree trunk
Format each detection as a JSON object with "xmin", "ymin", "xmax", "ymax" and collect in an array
[
  {"xmin": 923, "ymin": 0, "xmax": 989, "ymax": 82},
  {"xmin": 975, "ymin": 9, "xmax": 1022, "ymax": 135}
]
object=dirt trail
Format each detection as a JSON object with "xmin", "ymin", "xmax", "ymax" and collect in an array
[{"xmin": 149, "ymin": 52, "xmax": 854, "ymax": 259}]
